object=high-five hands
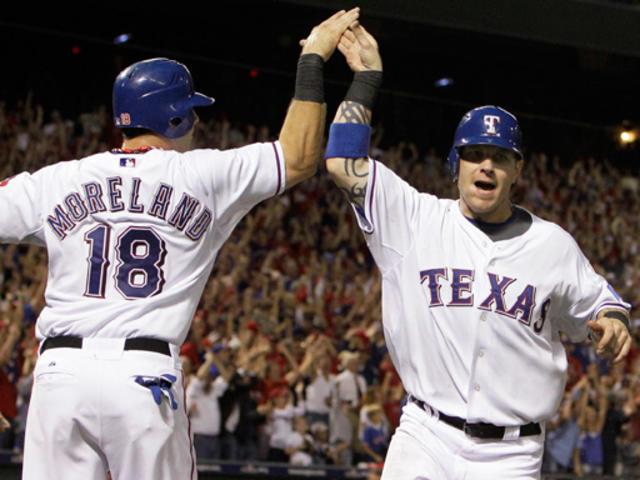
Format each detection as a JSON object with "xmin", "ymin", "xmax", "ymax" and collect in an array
[
  {"xmin": 300, "ymin": 8, "xmax": 361, "ymax": 61},
  {"xmin": 337, "ymin": 22, "xmax": 382, "ymax": 72}
]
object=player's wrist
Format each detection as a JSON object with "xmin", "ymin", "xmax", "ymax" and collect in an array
[
  {"xmin": 602, "ymin": 310, "xmax": 631, "ymax": 332},
  {"xmin": 294, "ymin": 54, "xmax": 324, "ymax": 103},
  {"xmin": 325, "ymin": 123, "xmax": 371, "ymax": 159},
  {"xmin": 345, "ymin": 71, "xmax": 382, "ymax": 111}
]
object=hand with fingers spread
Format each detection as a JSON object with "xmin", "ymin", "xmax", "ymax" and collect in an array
[
  {"xmin": 337, "ymin": 22, "xmax": 383, "ymax": 72},
  {"xmin": 588, "ymin": 309, "xmax": 632, "ymax": 363},
  {"xmin": 300, "ymin": 7, "xmax": 361, "ymax": 61}
]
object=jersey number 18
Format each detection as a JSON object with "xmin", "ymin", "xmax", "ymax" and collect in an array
[{"xmin": 84, "ymin": 224, "xmax": 166, "ymax": 299}]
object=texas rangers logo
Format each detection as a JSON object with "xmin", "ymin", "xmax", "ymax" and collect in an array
[
  {"xmin": 420, "ymin": 268, "xmax": 540, "ymax": 330},
  {"xmin": 484, "ymin": 115, "xmax": 501, "ymax": 135}
]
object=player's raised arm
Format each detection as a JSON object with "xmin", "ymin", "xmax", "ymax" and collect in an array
[
  {"xmin": 325, "ymin": 22, "xmax": 382, "ymax": 210},
  {"xmin": 279, "ymin": 8, "xmax": 360, "ymax": 190}
]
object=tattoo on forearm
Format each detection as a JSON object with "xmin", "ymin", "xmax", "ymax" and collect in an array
[
  {"xmin": 338, "ymin": 159, "xmax": 368, "ymax": 208},
  {"xmin": 338, "ymin": 101, "xmax": 371, "ymax": 124},
  {"xmin": 343, "ymin": 159, "xmax": 368, "ymax": 178},
  {"xmin": 339, "ymin": 182, "xmax": 367, "ymax": 208}
]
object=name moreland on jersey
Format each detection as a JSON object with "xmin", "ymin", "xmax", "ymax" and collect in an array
[
  {"xmin": 0, "ymin": 142, "xmax": 285, "ymax": 345},
  {"xmin": 46, "ymin": 173, "xmax": 212, "ymax": 242}
]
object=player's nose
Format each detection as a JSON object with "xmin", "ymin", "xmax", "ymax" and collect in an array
[{"xmin": 478, "ymin": 156, "xmax": 495, "ymax": 172}]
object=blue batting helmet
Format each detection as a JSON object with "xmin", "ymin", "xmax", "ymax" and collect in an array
[
  {"xmin": 446, "ymin": 105, "xmax": 522, "ymax": 181},
  {"xmin": 113, "ymin": 58, "xmax": 214, "ymax": 139}
]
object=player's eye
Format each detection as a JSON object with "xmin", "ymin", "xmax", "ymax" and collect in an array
[
  {"xmin": 463, "ymin": 150, "xmax": 483, "ymax": 162},
  {"xmin": 495, "ymin": 153, "xmax": 513, "ymax": 163}
]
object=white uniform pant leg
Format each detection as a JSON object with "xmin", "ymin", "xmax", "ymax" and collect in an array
[
  {"xmin": 381, "ymin": 401, "xmax": 543, "ymax": 480},
  {"xmin": 381, "ymin": 402, "xmax": 452, "ymax": 480},
  {"xmin": 462, "ymin": 426, "xmax": 543, "ymax": 480},
  {"xmin": 102, "ymin": 350, "xmax": 196, "ymax": 480},
  {"xmin": 23, "ymin": 343, "xmax": 196, "ymax": 480},
  {"xmin": 23, "ymin": 349, "xmax": 109, "ymax": 480}
]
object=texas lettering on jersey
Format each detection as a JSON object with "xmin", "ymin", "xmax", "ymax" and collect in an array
[
  {"xmin": 45, "ymin": 177, "xmax": 212, "ymax": 242},
  {"xmin": 420, "ymin": 267, "xmax": 543, "ymax": 331}
]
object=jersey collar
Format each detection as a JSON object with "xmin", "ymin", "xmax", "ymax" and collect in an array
[{"xmin": 110, "ymin": 146, "xmax": 155, "ymax": 154}]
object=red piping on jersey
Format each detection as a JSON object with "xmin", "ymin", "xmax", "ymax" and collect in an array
[
  {"xmin": 272, "ymin": 142, "xmax": 282, "ymax": 195},
  {"xmin": 110, "ymin": 146, "xmax": 154, "ymax": 154}
]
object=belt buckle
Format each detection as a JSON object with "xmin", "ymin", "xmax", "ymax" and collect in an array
[{"xmin": 462, "ymin": 422, "xmax": 489, "ymax": 439}]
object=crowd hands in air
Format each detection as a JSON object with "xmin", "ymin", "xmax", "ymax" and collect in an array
[
  {"xmin": 2, "ymin": 98, "xmax": 640, "ymax": 475},
  {"xmin": 2, "ymin": 21, "xmax": 640, "ymax": 477}
]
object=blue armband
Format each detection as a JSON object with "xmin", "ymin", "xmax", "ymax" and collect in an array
[{"xmin": 324, "ymin": 123, "xmax": 371, "ymax": 159}]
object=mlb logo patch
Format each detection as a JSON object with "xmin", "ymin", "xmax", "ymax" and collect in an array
[
  {"xmin": 120, "ymin": 157, "xmax": 136, "ymax": 168},
  {"xmin": 119, "ymin": 113, "xmax": 131, "ymax": 126}
]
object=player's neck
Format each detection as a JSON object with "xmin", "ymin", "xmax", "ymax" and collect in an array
[
  {"xmin": 460, "ymin": 201, "xmax": 514, "ymax": 224},
  {"xmin": 121, "ymin": 134, "xmax": 172, "ymax": 152}
]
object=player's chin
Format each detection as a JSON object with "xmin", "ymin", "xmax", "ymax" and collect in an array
[
  {"xmin": 467, "ymin": 200, "xmax": 510, "ymax": 223},
  {"xmin": 472, "ymin": 187, "xmax": 510, "ymax": 208},
  {"xmin": 467, "ymin": 197, "xmax": 499, "ymax": 215}
]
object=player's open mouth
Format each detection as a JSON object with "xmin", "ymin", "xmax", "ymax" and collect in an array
[{"xmin": 474, "ymin": 181, "xmax": 496, "ymax": 191}]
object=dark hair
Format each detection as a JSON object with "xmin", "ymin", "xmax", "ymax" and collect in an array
[{"xmin": 120, "ymin": 128, "xmax": 154, "ymax": 139}]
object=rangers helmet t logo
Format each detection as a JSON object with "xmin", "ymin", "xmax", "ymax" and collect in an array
[{"xmin": 483, "ymin": 115, "xmax": 501, "ymax": 135}]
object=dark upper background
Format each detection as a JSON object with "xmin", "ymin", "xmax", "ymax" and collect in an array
[{"xmin": 2, "ymin": 0, "xmax": 640, "ymax": 164}]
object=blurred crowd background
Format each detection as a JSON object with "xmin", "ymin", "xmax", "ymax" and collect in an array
[
  {"xmin": 0, "ymin": 96, "xmax": 639, "ymax": 476},
  {"xmin": 2, "ymin": 1, "xmax": 640, "ymax": 478}
]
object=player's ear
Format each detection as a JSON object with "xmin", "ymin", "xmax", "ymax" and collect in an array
[{"xmin": 513, "ymin": 157, "xmax": 524, "ymax": 185}]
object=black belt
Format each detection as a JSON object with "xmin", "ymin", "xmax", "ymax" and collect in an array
[
  {"xmin": 40, "ymin": 336, "xmax": 171, "ymax": 356},
  {"xmin": 410, "ymin": 397, "xmax": 541, "ymax": 440}
]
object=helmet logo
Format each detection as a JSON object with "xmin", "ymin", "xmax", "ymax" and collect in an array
[
  {"xmin": 119, "ymin": 113, "xmax": 131, "ymax": 126},
  {"xmin": 483, "ymin": 115, "xmax": 501, "ymax": 135}
]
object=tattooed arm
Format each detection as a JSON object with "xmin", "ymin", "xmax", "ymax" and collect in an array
[
  {"xmin": 325, "ymin": 101, "xmax": 371, "ymax": 209},
  {"xmin": 325, "ymin": 22, "xmax": 381, "ymax": 209}
]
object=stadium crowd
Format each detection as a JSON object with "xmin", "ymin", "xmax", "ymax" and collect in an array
[{"xmin": 1, "ymin": 95, "xmax": 640, "ymax": 476}]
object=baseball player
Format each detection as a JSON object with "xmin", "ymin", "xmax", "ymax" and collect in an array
[
  {"xmin": 3, "ymin": 8, "xmax": 360, "ymax": 480},
  {"xmin": 324, "ymin": 23, "xmax": 632, "ymax": 479}
]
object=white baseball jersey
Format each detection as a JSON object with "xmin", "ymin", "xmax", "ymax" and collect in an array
[
  {"xmin": 0, "ymin": 141, "xmax": 285, "ymax": 344},
  {"xmin": 9, "ymin": 141, "xmax": 285, "ymax": 480},
  {"xmin": 353, "ymin": 159, "xmax": 629, "ymax": 427}
]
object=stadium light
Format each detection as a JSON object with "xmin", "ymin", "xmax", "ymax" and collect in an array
[
  {"xmin": 434, "ymin": 77, "xmax": 453, "ymax": 88},
  {"xmin": 114, "ymin": 34, "xmax": 132, "ymax": 45},
  {"xmin": 620, "ymin": 129, "xmax": 637, "ymax": 145}
]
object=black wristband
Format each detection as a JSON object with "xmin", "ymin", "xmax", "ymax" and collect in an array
[
  {"xmin": 294, "ymin": 53, "xmax": 324, "ymax": 103},
  {"xmin": 344, "ymin": 71, "xmax": 383, "ymax": 111},
  {"xmin": 603, "ymin": 310, "xmax": 631, "ymax": 332}
]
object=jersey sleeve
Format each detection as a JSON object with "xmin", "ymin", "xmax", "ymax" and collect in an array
[
  {"xmin": 0, "ymin": 172, "xmax": 44, "ymax": 245},
  {"xmin": 350, "ymin": 158, "xmax": 443, "ymax": 274},
  {"xmin": 186, "ymin": 141, "xmax": 285, "ymax": 227},
  {"xmin": 553, "ymin": 232, "xmax": 630, "ymax": 342}
]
